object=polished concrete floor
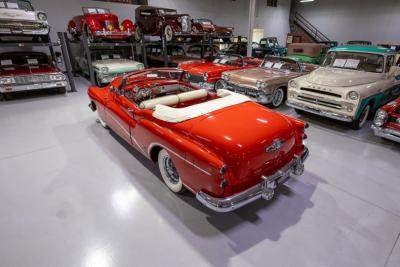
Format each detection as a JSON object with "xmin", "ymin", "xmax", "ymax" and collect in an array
[{"xmin": 0, "ymin": 77, "xmax": 400, "ymax": 267}]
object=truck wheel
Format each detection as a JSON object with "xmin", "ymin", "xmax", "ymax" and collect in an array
[
  {"xmin": 163, "ymin": 25, "xmax": 174, "ymax": 42},
  {"xmin": 158, "ymin": 149, "xmax": 186, "ymax": 193},
  {"xmin": 267, "ymin": 87, "xmax": 286, "ymax": 108},
  {"xmin": 350, "ymin": 103, "xmax": 370, "ymax": 130}
]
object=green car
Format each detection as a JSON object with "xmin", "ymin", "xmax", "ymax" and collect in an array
[
  {"xmin": 286, "ymin": 43, "xmax": 330, "ymax": 65},
  {"xmin": 259, "ymin": 37, "xmax": 287, "ymax": 56}
]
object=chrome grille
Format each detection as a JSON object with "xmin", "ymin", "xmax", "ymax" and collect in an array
[
  {"xmin": 181, "ymin": 16, "xmax": 191, "ymax": 32},
  {"xmin": 300, "ymin": 87, "xmax": 342, "ymax": 98},
  {"xmin": 0, "ymin": 20, "xmax": 45, "ymax": 30},
  {"xmin": 14, "ymin": 74, "xmax": 52, "ymax": 84},
  {"xmin": 296, "ymin": 95, "xmax": 342, "ymax": 110},
  {"xmin": 227, "ymin": 82, "xmax": 261, "ymax": 98},
  {"xmin": 187, "ymin": 74, "xmax": 204, "ymax": 83}
]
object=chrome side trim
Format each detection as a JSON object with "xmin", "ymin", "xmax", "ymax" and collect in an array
[
  {"xmin": 286, "ymin": 100, "xmax": 353, "ymax": 122},
  {"xmin": 147, "ymin": 142, "xmax": 212, "ymax": 176},
  {"xmin": 371, "ymin": 125, "xmax": 400, "ymax": 143},
  {"xmin": 196, "ymin": 147, "xmax": 309, "ymax": 212}
]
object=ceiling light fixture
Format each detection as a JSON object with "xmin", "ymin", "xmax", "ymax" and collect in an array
[{"xmin": 300, "ymin": 0, "xmax": 314, "ymax": 2}]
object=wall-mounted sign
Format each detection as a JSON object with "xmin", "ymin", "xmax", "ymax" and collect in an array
[{"xmin": 92, "ymin": 0, "xmax": 148, "ymax": 5}]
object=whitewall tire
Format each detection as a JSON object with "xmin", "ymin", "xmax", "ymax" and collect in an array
[
  {"xmin": 158, "ymin": 149, "xmax": 185, "ymax": 193},
  {"xmin": 164, "ymin": 25, "xmax": 174, "ymax": 42}
]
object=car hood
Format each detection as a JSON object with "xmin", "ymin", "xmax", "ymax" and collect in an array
[
  {"xmin": 0, "ymin": 64, "xmax": 60, "ymax": 76},
  {"xmin": 0, "ymin": 8, "xmax": 39, "ymax": 22},
  {"xmin": 179, "ymin": 62, "xmax": 237, "ymax": 75},
  {"xmin": 227, "ymin": 67, "xmax": 300, "ymax": 85},
  {"xmin": 92, "ymin": 59, "xmax": 144, "ymax": 73},
  {"xmin": 305, "ymin": 67, "xmax": 383, "ymax": 87}
]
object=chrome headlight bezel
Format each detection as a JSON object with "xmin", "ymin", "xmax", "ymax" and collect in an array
[
  {"xmin": 256, "ymin": 80, "xmax": 267, "ymax": 89},
  {"xmin": 373, "ymin": 109, "xmax": 388, "ymax": 127},
  {"xmin": 0, "ymin": 77, "xmax": 16, "ymax": 85},
  {"xmin": 348, "ymin": 91, "xmax": 359, "ymax": 100},
  {"xmin": 37, "ymin": 12, "xmax": 47, "ymax": 21},
  {"xmin": 101, "ymin": 67, "xmax": 109, "ymax": 74},
  {"xmin": 289, "ymin": 80, "xmax": 298, "ymax": 89}
]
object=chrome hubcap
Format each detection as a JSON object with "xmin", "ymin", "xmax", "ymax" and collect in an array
[
  {"xmin": 163, "ymin": 156, "xmax": 179, "ymax": 184},
  {"xmin": 272, "ymin": 89, "xmax": 284, "ymax": 107}
]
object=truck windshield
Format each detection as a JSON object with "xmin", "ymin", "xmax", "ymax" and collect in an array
[
  {"xmin": 322, "ymin": 51, "xmax": 384, "ymax": 73},
  {"xmin": 0, "ymin": 0, "xmax": 34, "ymax": 11}
]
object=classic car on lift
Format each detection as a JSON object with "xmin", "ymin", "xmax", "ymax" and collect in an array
[
  {"xmin": 221, "ymin": 56, "xmax": 317, "ymax": 108},
  {"xmin": 68, "ymin": 7, "xmax": 135, "ymax": 42},
  {"xmin": 372, "ymin": 97, "xmax": 400, "ymax": 142},
  {"xmin": 286, "ymin": 43, "xmax": 329, "ymax": 65},
  {"xmin": 259, "ymin": 37, "xmax": 288, "ymax": 57},
  {"xmin": 178, "ymin": 53, "xmax": 261, "ymax": 90},
  {"xmin": 191, "ymin": 18, "xmax": 233, "ymax": 42},
  {"xmin": 185, "ymin": 44, "xmax": 219, "ymax": 59},
  {"xmin": 134, "ymin": 5, "xmax": 203, "ymax": 42},
  {"xmin": 87, "ymin": 68, "xmax": 309, "ymax": 212},
  {"xmin": 0, "ymin": 0, "xmax": 50, "ymax": 42},
  {"xmin": 0, "ymin": 51, "xmax": 66, "ymax": 99},
  {"xmin": 146, "ymin": 44, "xmax": 197, "ymax": 67},
  {"xmin": 75, "ymin": 49, "xmax": 144, "ymax": 86},
  {"xmin": 287, "ymin": 46, "xmax": 400, "ymax": 129}
]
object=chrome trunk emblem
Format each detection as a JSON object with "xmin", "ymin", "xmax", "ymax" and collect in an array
[{"xmin": 266, "ymin": 139, "xmax": 285, "ymax": 153}]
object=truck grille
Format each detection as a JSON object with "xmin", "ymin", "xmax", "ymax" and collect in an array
[
  {"xmin": 227, "ymin": 82, "xmax": 261, "ymax": 98},
  {"xmin": 300, "ymin": 87, "xmax": 342, "ymax": 98},
  {"xmin": 14, "ymin": 74, "xmax": 52, "ymax": 84},
  {"xmin": 0, "ymin": 20, "xmax": 45, "ymax": 31},
  {"xmin": 296, "ymin": 95, "xmax": 342, "ymax": 110},
  {"xmin": 187, "ymin": 74, "xmax": 204, "ymax": 83}
]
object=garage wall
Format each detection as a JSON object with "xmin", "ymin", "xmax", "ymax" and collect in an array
[
  {"xmin": 30, "ymin": 0, "xmax": 291, "ymax": 44},
  {"xmin": 293, "ymin": 0, "xmax": 400, "ymax": 44}
]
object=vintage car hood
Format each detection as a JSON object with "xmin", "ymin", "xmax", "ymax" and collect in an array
[
  {"xmin": 305, "ymin": 67, "xmax": 383, "ymax": 87},
  {"xmin": 227, "ymin": 67, "xmax": 300, "ymax": 85},
  {"xmin": 92, "ymin": 59, "xmax": 143, "ymax": 73},
  {"xmin": 0, "ymin": 65, "xmax": 60, "ymax": 76},
  {"xmin": 84, "ymin": 13, "xmax": 119, "ymax": 23},
  {"xmin": 0, "ymin": 8, "xmax": 38, "ymax": 21},
  {"xmin": 179, "ymin": 62, "xmax": 236, "ymax": 75}
]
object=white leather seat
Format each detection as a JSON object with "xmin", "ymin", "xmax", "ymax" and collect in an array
[
  {"xmin": 177, "ymin": 89, "xmax": 208, "ymax": 102},
  {"xmin": 153, "ymin": 89, "xmax": 250, "ymax": 123},
  {"xmin": 139, "ymin": 89, "xmax": 208, "ymax": 110}
]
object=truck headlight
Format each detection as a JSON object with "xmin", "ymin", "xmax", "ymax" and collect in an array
[
  {"xmin": 348, "ymin": 91, "xmax": 359, "ymax": 100},
  {"xmin": 289, "ymin": 80, "xmax": 298, "ymax": 89},
  {"xmin": 256, "ymin": 80, "xmax": 267, "ymax": 89},
  {"xmin": 50, "ymin": 74, "xmax": 65, "ymax": 81},
  {"xmin": 37, "ymin": 12, "xmax": 47, "ymax": 21},
  {"xmin": 203, "ymin": 72, "xmax": 208, "ymax": 82},
  {"xmin": 101, "ymin": 67, "xmax": 109, "ymax": 74},
  {"xmin": 0, "ymin": 77, "xmax": 15, "ymax": 85},
  {"xmin": 373, "ymin": 110, "xmax": 388, "ymax": 127}
]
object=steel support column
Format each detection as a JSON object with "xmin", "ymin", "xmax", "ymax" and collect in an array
[{"xmin": 247, "ymin": 0, "xmax": 256, "ymax": 57}]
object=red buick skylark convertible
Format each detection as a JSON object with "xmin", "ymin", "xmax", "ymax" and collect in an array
[{"xmin": 88, "ymin": 68, "xmax": 309, "ymax": 212}]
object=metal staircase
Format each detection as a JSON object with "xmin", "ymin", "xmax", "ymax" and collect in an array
[{"xmin": 291, "ymin": 12, "xmax": 330, "ymax": 42}]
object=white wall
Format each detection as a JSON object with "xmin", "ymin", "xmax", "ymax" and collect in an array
[
  {"xmin": 30, "ymin": 0, "xmax": 291, "ymax": 44},
  {"xmin": 293, "ymin": 0, "xmax": 400, "ymax": 44}
]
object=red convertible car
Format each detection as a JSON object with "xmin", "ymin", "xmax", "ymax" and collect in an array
[
  {"xmin": 68, "ymin": 7, "xmax": 135, "ymax": 42},
  {"xmin": 372, "ymin": 97, "xmax": 400, "ymax": 143},
  {"xmin": 178, "ymin": 53, "xmax": 261, "ymax": 90},
  {"xmin": 88, "ymin": 68, "xmax": 309, "ymax": 212}
]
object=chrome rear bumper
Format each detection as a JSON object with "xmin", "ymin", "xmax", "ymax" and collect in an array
[
  {"xmin": 0, "ymin": 81, "xmax": 67, "ymax": 93},
  {"xmin": 372, "ymin": 125, "xmax": 400, "ymax": 143},
  {"xmin": 196, "ymin": 147, "xmax": 309, "ymax": 212},
  {"xmin": 286, "ymin": 100, "xmax": 353, "ymax": 122}
]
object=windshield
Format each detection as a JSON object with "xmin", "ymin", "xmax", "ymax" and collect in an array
[
  {"xmin": 261, "ymin": 57, "xmax": 300, "ymax": 72},
  {"xmin": 260, "ymin": 39, "xmax": 278, "ymax": 48},
  {"xmin": 322, "ymin": 51, "xmax": 385, "ymax": 73},
  {"xmin": 83, "ymin": 7, "xmax": 111, "ymax": 14},
  {"xmin": 0, "ymin": 0, "xmax": 34, "ymax": 11},
  {"xmin": 213, "ymin": 54, "xmax": 243, "ymax": 66},
  {"xmin": 0, "ymin": 53, "xmax": 48, "ymax": 67},
  {"xmin": 158, "ymin": 9, "xmax": 177, "ymax": 15}
]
